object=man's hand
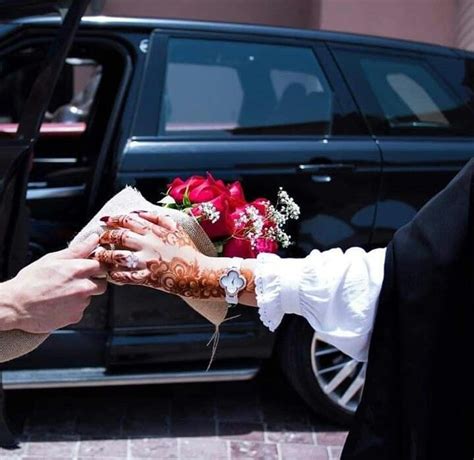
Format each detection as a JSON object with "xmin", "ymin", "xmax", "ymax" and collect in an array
[{"xmin": 0, "ymin": 235, "xmax": 107, "ymax": 333}]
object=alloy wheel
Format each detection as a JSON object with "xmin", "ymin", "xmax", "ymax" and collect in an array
[{"xmin": 310, "ymin": 333, "xmax": 367, "ymax": 414}]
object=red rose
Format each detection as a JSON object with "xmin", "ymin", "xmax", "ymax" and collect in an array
[
  {"xmin": 223, "ymin": 237, "xmax": 256, "ymax": 258},
  {"xmin": 168, "ymin": 174, "xmax": 230, "ymax": 204},
  {"xmin": 168, "ymin": 176, "xmax": 205, "ymax": 202},
  {"xmin": 189, "ymin": 174, "xmax": 229, "ymax": 204},
  {"xmin": 255, "ymin": 238, "xmax": 278, "ymax": 255},
  {"xmin": 193, "ymin": 195, "xmax": 234, "ymax": 239},
  {"xmin": 227, "ymin": 181, "xmax": 246, "ymax": 208}
]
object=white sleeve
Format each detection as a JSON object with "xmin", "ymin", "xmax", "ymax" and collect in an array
[{"xmin": 255, "ymin": 247, "xmax": 386, "ymax": 362}]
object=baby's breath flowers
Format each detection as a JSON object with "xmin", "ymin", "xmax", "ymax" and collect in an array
[
  {"xmin": 197, "ymin": 202, "xmax": 221, "ymax": 224},
  {"xmin": 234, "ymin": 188, "xmax": 300, "ymax": 252}
]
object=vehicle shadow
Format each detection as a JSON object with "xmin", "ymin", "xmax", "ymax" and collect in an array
[{"xmin": 1, "ymin": 364, "xmax": 347, "ymax": 455}]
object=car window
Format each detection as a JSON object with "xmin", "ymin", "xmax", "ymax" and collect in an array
[
  {"xmin": 429, "ymin": 55, "xmax": 474, "ymax": 113},
  {"xmin": 159, "ymin": 38, "xmax": 333, "ymax": 136},
  {"xmin": 332, "ymin": 46, "xmax": 474, "ymax": 136},
  {"xmin": 0, "ymin": 44, "xmax": 101, "ymax": 138}
]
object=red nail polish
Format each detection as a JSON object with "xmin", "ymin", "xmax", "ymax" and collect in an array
[{"xmin": 100, "ymin": 216, "xmax": 110, "ymax": 222}]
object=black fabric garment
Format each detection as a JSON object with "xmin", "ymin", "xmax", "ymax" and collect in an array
[{"xmin": 342, "ymin": 159, "xmax": 474, "ymax": 460}]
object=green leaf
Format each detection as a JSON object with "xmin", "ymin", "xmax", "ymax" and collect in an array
[
  {"xmin": 213, "ymin": 241, "xmax": 224, "ymax": 255},
  {"xmin": 182, "ymin": 189, "xmax": 192, "ymax": 208}
]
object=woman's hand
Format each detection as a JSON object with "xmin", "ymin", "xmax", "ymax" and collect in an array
[{"xmin": 94, "ymin": 212, "xmax": 226, "ymax": 299}]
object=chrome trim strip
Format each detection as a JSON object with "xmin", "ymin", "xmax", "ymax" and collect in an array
[
  {"xmin": 2, "ymin": 366, "xmax": 259, "ymax": 390},
  {"xmin": 26, "ymin": 185, "xmax": 85, "ymax": 200},
  {"xmin": 33, "ymin": 158, "xmax": 78, "ymax": 164}
]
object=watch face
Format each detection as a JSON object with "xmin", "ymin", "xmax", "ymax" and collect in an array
[{"xmin": 220, "ymin": 269, "xmax": 246, "ymax": 296}]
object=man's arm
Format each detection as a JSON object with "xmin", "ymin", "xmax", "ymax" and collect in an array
[{"xmin": 0, "ymin": 235, "xmax": 106, "ymax": 333}]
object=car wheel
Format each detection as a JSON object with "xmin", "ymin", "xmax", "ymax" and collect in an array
[{"xmin": 278, "ymin": 316, "xmax": 367, "ymax": 426}]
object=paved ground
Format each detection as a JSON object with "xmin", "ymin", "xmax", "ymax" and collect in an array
[{"xmin": 0, "ymin": 366, "xmax": 348, "ymax": 459}]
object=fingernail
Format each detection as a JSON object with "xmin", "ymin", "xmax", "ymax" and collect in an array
[{"xmin": 100, "ymin": 216, "xmax": 110, "ymax": 223}]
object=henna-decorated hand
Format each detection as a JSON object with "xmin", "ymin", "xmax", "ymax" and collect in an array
[{"xmin": 94, "ymin": 212, "xmax": 226, "ymax": 299}]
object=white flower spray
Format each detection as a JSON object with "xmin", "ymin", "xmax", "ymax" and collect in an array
[
  {"xmin": 197, "ymin": 202, "xmax": 221, "ymax": 224},
  {"xmin": 235, "ymin": 188, "xmax": 300, "ymax": 250}
]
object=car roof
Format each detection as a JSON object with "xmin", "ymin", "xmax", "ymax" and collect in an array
[{"xmin": 6, "ymin": 15, "xmax": 474, "ymax": 59}]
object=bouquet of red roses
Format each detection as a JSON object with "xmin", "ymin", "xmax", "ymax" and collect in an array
[{"xmin": 159, "ymin": 173, "xmax": 300, "ymax": 258}]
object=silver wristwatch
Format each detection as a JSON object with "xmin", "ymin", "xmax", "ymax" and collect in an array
[{"xmin": 219, "ymin": 258, "xmax": 247, "ymax": 306}]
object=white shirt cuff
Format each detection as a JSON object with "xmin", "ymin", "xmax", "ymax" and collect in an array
[{"xmin": 255, "ymin": 253, "xmax": 303, "ymax": 332}]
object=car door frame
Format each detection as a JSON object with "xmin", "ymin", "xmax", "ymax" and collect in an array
[
  {"xmin": 0, "ymin": 0, "xmax": 90, "ymax": 446},
  {"xmin": 0, "ymin": 0, "xmax": 91, "ymax": 279}
]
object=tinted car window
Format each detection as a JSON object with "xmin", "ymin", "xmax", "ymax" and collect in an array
[
  {"xmin": 159, "ymin": 38, "xmax": 333, "ymax": 136},
  {"xmin": 332, "ymin": 46, "xmax": 474, "ymax": 136},
  {"xmin": 429, "ymin": 55, "xmax": 474, "ymax": 112},
  {"xmin": 0, "ymin": 43, "xmax": 101, "ymax": 138}
]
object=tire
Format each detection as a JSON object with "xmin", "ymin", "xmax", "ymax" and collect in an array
[{"xmin": 278, "ymin": 316, "xmax": 366, "ymax": 426}]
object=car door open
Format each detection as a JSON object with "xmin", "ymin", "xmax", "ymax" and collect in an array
[
  {"xmin": 0, "ymin": 0, "xmax": 90, "ymax": 279},
  {"xmin": 0, "ymin": 0, "xmax": 89, "ymax": 446}
]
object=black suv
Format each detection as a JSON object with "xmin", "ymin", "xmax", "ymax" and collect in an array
[{"xmin": 1, "ymin": 6, "xmax": 474, "ymax": 426}]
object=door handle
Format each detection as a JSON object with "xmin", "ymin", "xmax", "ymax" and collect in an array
[{"xmin": 297, "ymin": 163, "xmax": 356, "ymax": 174}]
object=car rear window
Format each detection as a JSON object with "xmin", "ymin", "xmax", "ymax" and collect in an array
[
  {"xmin": 332, "ymin": 46, "xmax": 474, "ymax": 136},
  {"xmin": 159, "ymin": 38, "xmax": 334, "ymax": 137}
]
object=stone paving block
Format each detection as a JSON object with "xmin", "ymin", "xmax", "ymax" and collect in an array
[
  {"xmin": 20, "ymin": 457, "xmax": 74, "ymax": 460},
  {"xmin": 230, "ymin": 440, "xmax": 278, "ymax": 459},
  {"xmin": 129, "ymin": 437, "xmax": 178, "ymax": 459},
  {"xmin": 122, "ymin": 417, "xmax": 170, "ymax": 437},
  {"xmin": 219, "ymin": 422, "xmax": 265, "ymax": 442},
  {"xmin": 75, "ymin": 409, "xmax": 123, "ymax": 437},
  {"xmin": 265, "ymin": 422, "xmax": 314, "ymax": 444},
  {"xmin": 0, "ymin": 441, "xmax": 28, "ymax": 458},
  {"xmin": 26, "ymin": 435, "xmax": 78, "ymax": 457},
  {"xmin": 122, "ymin": 403, "xmax": 170, "ymax": 438},
  {"xmin": 260, "ymin": 399, "xmax": 310, "ymax": 424},
  {"xmin": 77, "ymin": 457, "xmax": 128, "ymax": 460},
  {"xmin": 24, "ymin": 409, "xmax": 77, "ymax": 435},
  {"xmin": 329, "ymin": 446, "xmax": 343, "ymax": 459},
  {"xmin": 171, "ymin": 418, "xmax": 216, "ymax": 437},
  {"xmin": 316, "ymin": 431, "xmax": 348, "ymax": 446},
  {"xmin": 77, "ymin": 437, "xmax": 128, "ymax": 458},
  {"xmin": 171, "ymin": 396, "xmax": 216, "ymax": 421},
  {"xmin": 216, "ymin": 397, "xmax": 262, "ymax": 423},
  {"xmin": 179, "ymin": 437, "xmax": 228, "ymax": 459},
  {"xmin": 280, "ymin": 443, "xmax": 330, "ymax": 459}
]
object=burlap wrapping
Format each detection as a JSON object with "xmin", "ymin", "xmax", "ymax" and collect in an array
[{"xmin": 0, "ymin": 187, "xmax": 229, "ymax": 363}]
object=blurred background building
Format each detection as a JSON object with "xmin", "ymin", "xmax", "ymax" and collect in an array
[{"xmin": 88, "ymin": 0, "xmax": 474, "ymax": 51}]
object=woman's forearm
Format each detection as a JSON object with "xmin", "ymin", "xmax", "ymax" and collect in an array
[{"xmin": 199, "ymin": 255, "xmax": 258, "ymax": 307}]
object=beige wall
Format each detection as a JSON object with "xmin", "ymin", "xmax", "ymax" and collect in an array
[
  {"xmin": 320, "ymin": 0, "xmax": 457, "ymax": 47},
  {"xmin": 98, "ymin": 0, "xmax": 474, "ymax": 50},
  {"xmin": 457, "ymin": 0, "xmax": 474, "ymax": 49},
  {"xmin": 103, "ymin": 0, "xmax": 320, "ymax": 29}
]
